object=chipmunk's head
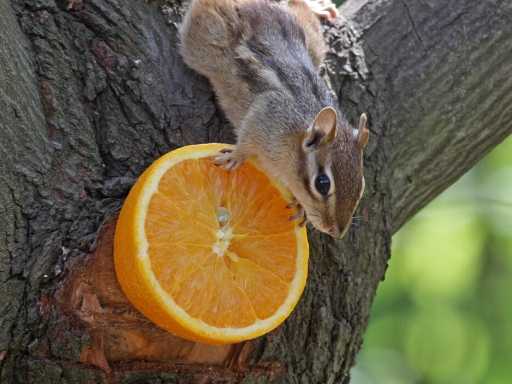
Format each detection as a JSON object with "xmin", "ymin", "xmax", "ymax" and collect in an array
[{"xmin": 292, "ymin": 107, "xmax": 369, "ymax": 239}]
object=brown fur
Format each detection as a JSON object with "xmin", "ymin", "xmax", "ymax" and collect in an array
[{"xmin": 180, "ymin": 0, "xmax": 369, "ymax": 238}]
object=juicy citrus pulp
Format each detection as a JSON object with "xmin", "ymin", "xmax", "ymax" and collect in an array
[{"xmin": 114, "ymin": 143, "xmax": 308, "ymax": 344}]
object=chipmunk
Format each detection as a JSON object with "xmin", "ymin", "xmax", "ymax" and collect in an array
[{"xmin": 179, "ymin": 0, "xmax": 369, "ymax": 238}]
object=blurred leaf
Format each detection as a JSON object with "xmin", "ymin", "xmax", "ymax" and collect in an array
[
  {"xmin": 404, "ymin": 306, "xmax": 489, "ymax": 383},
  {"xmin": 394, "ymin": 207, "xmax": 484, "ymax": 302}
]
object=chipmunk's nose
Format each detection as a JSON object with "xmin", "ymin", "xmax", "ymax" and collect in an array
[
  {"xmin": 327, "ymin": 227, "xmax": 340, "ymax": 239},
  {"xmin": 329, "ymin": 222, "xmax": 351, "ymax": 239},
  {"xmin": 327, "ymin": 226, "xmax": 342, "ymax": 239}
]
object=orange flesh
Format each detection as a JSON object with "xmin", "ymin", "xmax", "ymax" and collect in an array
[{"xmin": 145, "ymin": 158, "xmax": 297, "ymax": 329}]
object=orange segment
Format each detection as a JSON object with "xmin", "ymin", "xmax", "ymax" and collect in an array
[
  {"xmin": 229, "ymin": 257, "xmax": 290, "ymax": 319},
  {"xmin": 229, "ymin": 234, "xmax": 297, "ymax": 282},
  {"xmin": 114, "ymin": 143, "xmax": 309, "ymax": 344}
]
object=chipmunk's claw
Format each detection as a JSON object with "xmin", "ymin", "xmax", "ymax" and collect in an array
[
  {"xmin": 286, "ymin": 197, "xmax": 299, "ymax": 209},
  {"xmin": 213, "ymin": 148, "xmax": 245, "ymax": 171},
  {"xmin": 287, "ymin": 198, "xmax": 307, "ymax": 226}
]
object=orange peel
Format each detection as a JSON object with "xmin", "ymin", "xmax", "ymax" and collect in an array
[{"xmin": 114, "ymin": 143, "xmax": 308, "ymax": 344}]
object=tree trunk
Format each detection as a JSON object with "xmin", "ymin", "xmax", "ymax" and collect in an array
[{"xmin": 0, "ymin": 0, "xmax": 510, "ymax": 382}]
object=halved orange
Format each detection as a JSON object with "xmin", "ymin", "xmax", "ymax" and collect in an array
[{"xmin": 114, "ymin": 143, "xmax": 308, "ymax": 344}]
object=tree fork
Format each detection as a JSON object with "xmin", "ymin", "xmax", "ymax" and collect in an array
[{"xmin": 0, "ymin": 0, "xmax": 510, "ymax": 383}]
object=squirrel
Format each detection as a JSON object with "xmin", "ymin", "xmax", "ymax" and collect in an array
[{"xmin": 179, "ymin": 0, "xmax": 369, "ymax": 239}]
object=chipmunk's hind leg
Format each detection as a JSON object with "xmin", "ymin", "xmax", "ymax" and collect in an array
[
  {"xmin": 286, "ymin": 0, "xmax": 338, "ymax": 68},
  {"xmin": 179, "ymin": 0, "xmax": 241, "ymax": 77},
  {"xmin": 298, "ymin": 0, "xmax": 338, "ymax": 20}
]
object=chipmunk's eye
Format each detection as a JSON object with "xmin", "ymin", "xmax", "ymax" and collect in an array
[{"xmin": 314, "ymin": 174, "xmax": 331, "ymax": 196}]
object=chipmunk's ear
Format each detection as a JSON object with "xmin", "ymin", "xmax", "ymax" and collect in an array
[
  {"xmin": 353, "ymin": 113, "xmax": 369, "ymax": 149},
  {"xmin": 303, "ymin": 107, "xmax": 337, "ymax": 151}
]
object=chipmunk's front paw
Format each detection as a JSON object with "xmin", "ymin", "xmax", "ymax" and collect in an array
[
  {"xmin": 287, "ymin": 198, "xmax": 308, "ymax": 227},
  {"xmin": 213, "ymin": 148, "xmax": 246, "ymax": 171}
]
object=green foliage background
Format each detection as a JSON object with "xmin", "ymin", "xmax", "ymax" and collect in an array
[{"xmin": 351, "ymin": 137, "xmax": 512, "ymax": 383}]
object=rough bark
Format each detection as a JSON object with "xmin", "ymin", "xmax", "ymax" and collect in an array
[{"xmin": 0, "ymin": 0, "xmax": 510, "ymax": 383}]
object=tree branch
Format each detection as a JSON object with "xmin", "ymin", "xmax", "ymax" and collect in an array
[
  {"xmin": 0, "ymin": 0, "xmax": 510, "ymax": 382},
  {"xmin": 336, "ymin": 0, "xmax": 512, "ymax": 232}
]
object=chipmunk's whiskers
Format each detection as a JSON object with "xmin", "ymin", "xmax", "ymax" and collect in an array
[{"xmin": 351, "ymin": 216, "xmax": 364, "ymax": 229}]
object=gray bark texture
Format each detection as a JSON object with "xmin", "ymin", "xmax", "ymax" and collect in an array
[{"xmin": 0, "ymin": 0, "xmax": 510, "ymax": 383}]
